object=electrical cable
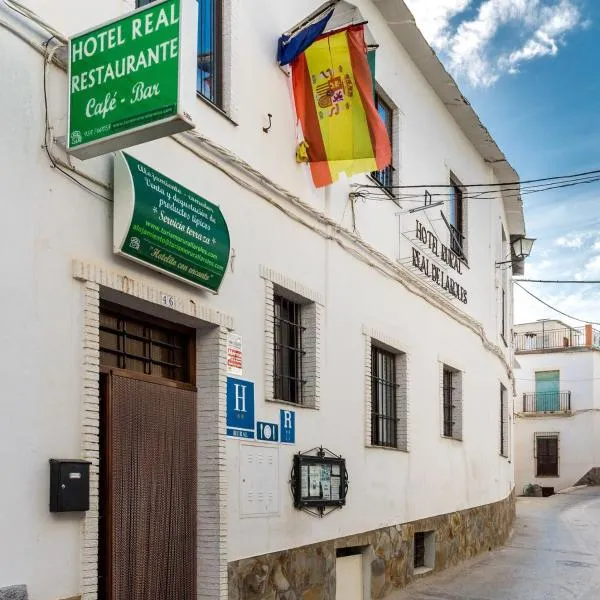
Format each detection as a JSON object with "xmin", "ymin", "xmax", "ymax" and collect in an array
[
  {"xmin": 517, "ymin": 279, "xmax": 600, "ymax": 284},
  {"xmin": 42, "ymin": 37, "xmax": 112, "ymax": 202},
  {"xmin": 514, "ymin": 281, "xmax": 600, "ymax": 326},
  {"xmin": 355, "ymin": 167, "xmax": 600, "ymax": 190}
]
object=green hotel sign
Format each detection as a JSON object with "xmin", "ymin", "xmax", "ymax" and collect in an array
[
  {"xmin": 68, "ymin": 0, "xmax": 196, "ymax": 160},
  {"xmin": 114, "ymin": 152, "xmax": 230, "ymax": 292}
]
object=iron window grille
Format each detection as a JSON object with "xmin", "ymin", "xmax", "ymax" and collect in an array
[
  {"xmin": 443, "ymin": 367, "xmax": 455, "ymax": 438},
  {"xmin": 414, "ymin": 532, "xmax": 425, "ymax": 568},
  {"xmin": 371, "ymin": 346, "xmax": 398, "ymax": 448},
  {"xmin": 99, "ymin": 306, "xmax": 193, "ymax": 383},
  {"xmin": 273, "ymin": 295, "xmax": 305, "ymax": 404},
  {"xmin": 197, "ymin": 0, "xmax": 223, "ymax": 108},
  {"xmin": 500, "ymin": 384, "xmax": 508, "ymax": 457},
  {"xmin": 535, "ymin": 433, "xmax": 559, "ymax": 477},
  {"xmin": 370, "ymin": 93, "xmax": 394, "ymax": 195},
  {"xmin": 449, "ymin": 182, "xmax": 465, "ymax": 258}
]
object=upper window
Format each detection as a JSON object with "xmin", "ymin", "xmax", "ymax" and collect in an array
[
  {"xmin": 371, "ymin": 92, "xmax": 395, "ymax": 194},
  {"xmin": 449, "ymin": 180, "xmax": 465, "ymax": 258},
  {"xmin": 197, "ymin": 0, "xmax": 223, "ymax": 107},
  {"xmin": 442, "ymin": 365, "xmax": 462, "ymax": 440},
  {"xmin": 273, "ymin": 295, "xmax": 305, "ymax": 404}
]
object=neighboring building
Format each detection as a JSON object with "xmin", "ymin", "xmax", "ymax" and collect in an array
[
  {"xmin": 0, "ymin": 0, "xmax": 526, "ymax": 599},
  {"xmin": 514, "ymin": 320, "xmax": 600, "ymax": 494}
]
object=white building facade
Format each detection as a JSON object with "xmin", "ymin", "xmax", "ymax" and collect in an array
[
  {"xmin": 0, "ymin": 0, "xmax": 526, "ymax": 599},
  {"xmin": 514, "ymin": 320, "xmax": 600, "ymax": 495}
]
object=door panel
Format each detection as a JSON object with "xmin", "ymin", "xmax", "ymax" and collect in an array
[
  {"xmin": 109, "ymin": 373, "xmax": 196, "ymax": 600},
  {"xmin": 336, "ymin": 554, "xmax": 363, "ymax": 600},
  {"xmin": 535, "ymin": 371, "xmax": 560, "ymax": 411}
]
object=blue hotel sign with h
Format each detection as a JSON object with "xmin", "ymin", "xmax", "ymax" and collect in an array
[{"xmin": 226, "ymin": 377, "xmax": 255, "ymax": 439}]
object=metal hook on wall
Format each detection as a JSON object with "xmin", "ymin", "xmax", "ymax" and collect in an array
[{"xmin": 262, "ymin": 113, "xmax": 273, "ymax": 133}]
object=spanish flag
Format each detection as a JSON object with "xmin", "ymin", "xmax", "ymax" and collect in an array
[{"xmin": 292, "ymin": 24, "xmax": 391, "ymax": 188}]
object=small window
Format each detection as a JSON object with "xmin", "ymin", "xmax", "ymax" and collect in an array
[
  {"xmin": 500, "ymin": 384, "xmax": 508, "ymax": 457},
  {"xmin": 197, "ymin": 0, "xmax": 223, "ymax": 107},
  {"xmin": 449, "ymin": 180, "xmax": 465, "ymax": 258},
  {"xmin": 442, "ymin": 365, "xmax": 462, "ymax": 440},
  {"xmin": 535, "ymin": 433, "xmax": 559, "ymax": 477},
  {"xmin": 413, "ymin": 531, "xmax": 435, "ymax": 572},
  {"xmin": 273, "ymin": 295, "xmax": 305, "ymax": 404},
  {"xmin": 370, "ymin": 92, "xmax": 394, "ymax": 194},
  {"xmin": 135, "ymin": 0, "xmax": 155, "ymax": 6},
  {"xmin": 414, "ymin": 532, "xmax": 425, "ymax": 568},
  {"xmin": 371, "ymin": 346, "xmax": 398, "ymax": 448}
]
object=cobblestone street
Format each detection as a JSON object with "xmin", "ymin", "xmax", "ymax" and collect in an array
[{"xmin": 390, "ymin": 487, "xmax": 600, "ymax": 600}]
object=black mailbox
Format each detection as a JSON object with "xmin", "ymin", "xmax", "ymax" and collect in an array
[{"xmin": 49, "ymin": 459, "xmax": 91, "ymax": 512}]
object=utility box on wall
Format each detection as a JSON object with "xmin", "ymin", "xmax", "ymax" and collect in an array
[{"xmin": 49, "ymin": 459, "xmax": 91, "ymax": 512}]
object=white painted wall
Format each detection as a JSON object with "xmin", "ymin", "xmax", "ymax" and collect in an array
[
  {"xmin": 514, "ymin": 350, "xmax": 600, "ymax": 493},
  {"xmin": 0, "ymin": 1, "xmax": 517, "ymax": 598}
]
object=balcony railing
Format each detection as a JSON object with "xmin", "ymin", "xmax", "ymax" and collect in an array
[
  {"xmin": 522, "ymin": 391, "xmax": 571, "ymax": 413},
  {"xmin": 514, "ymin": 327, "xmax": 591, "ymax": 352}
]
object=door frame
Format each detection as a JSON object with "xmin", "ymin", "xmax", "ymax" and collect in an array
[{"xmin": 75, "ymin": 262, "xmax": 232, "ymax": 600}]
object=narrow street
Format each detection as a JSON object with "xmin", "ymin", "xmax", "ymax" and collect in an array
[{"xmin": 390, "ymin": 487, "xmax": 600, "ymax": 600}]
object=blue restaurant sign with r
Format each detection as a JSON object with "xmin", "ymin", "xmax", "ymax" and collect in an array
[
  {"xmin": 226, "ymin": 377, "xmax": 255, "ymax": 439},
  {"xmin": 280, "ymin": 409, "xmax": 295, "ymax": 444}
]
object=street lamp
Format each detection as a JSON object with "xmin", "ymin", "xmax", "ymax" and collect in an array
[{"xmin": 496, "ymin": 236, "xmax": 536, "ymax": 266}]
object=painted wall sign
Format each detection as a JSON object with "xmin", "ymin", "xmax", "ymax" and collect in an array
[
  {"xmin": 114, "ymin": 152, "xmax": 230, "ymax": 292},
  {"xmin": 67, "ymin": 0, "xmax": 196, "ymax": 160},
  {"xmin": 256, "ymin": 422, "xmax": 279, "ymax": 443},
  {"xmin": 280, "ymin": 409, "xmax": 296, "ymax": 444},
  {"xmin": 410, "ymin": 219, "xmax": 468, "ymax": 304},
  {"xmin": 226, "ymin": 378, "xmax": 255, "ymax": 439},
  {"xmin": 227, "ymin": 333, "xmax": 243, "ymax": 376}
]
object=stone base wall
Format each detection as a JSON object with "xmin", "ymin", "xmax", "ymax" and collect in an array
[{"xmin": 228, "ymin": 490, "xmax": 515, "ymax": 600}]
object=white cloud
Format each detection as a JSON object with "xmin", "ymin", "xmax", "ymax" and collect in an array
[
  {"xmin": 404, "ymin": 0, "xmax": 472, "ymax": 48},
  {"xmin": 576, "ymin": 255, "xmax": 600, "ymax": 279},
  {"xmin": 405, "ymin": 0, "xmax": 583, "ymax": 87},
  {"xmin": 555, "ymin": 234, "xmax": 584, "ymax": 248},
  {"xmin": 500, "ymin": 0, "xmax": 581, "ymax": 73}
]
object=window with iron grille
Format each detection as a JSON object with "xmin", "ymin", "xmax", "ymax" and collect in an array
[
  {"xmin": 371, "ymin": 346, "xmax": 398, "ymax": 448},
  {"xmin": 99, "ymin": 304, "xmax": 194, "ymax": 384},
  {"xmin": 500, "ymin": 383, "xmax": 509, "ymax": 457},
  {"xmin": 449, "ymin": 180, "xmax": 465, "ymax": 258},
  {"xmin": 197, "ymin": 0, "xmax": 223, "ymax": 107},
  {"xmin": 442, "ymin": 365, "xmax": 462, "ymax": 440},
  {"xmin": 414, "ymin": 532, "xmax": 425, "ymax": 568},
  {"xmin": 535, "ymin": 433, "xmax": 559, "ymax": 477},
  {"xmin": 370, "ymin": 92, "xmax": 395, "ymax": 194},
  {"xmin": 273, "ymin": 295, "xmax": 305, "ymax": 404}
]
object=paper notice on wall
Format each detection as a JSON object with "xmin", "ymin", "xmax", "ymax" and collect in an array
[
  {"xmin": 309, "ymin": 466, "xmax": 321, "ymax": 497},
  {"xmin": 330, "ymin": 476, "xmax": 340, "ymax": 501},
  {"xmin": 227, "ymin": 333, "xmax": 243, "ymax": 375},
  {"xmin": 301, "ymin": 465, "xmax": 309, "ymax": 498},
  {"xmin": 321, "ymin": 465, "xmax": 331, "ymax": 500}
]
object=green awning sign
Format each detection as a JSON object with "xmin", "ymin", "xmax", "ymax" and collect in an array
[
  {"xmin": 114, "ymin": 152, "xmax": 230, "ymax": 293},
  {"xmin": 68, "ymin": 0, "xmax": 196, "ymax": 160}
]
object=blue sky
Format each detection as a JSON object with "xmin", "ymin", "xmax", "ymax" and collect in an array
[{"xmin": 404, "ymin": 0, "xmax": 600, "ymax": 326}]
